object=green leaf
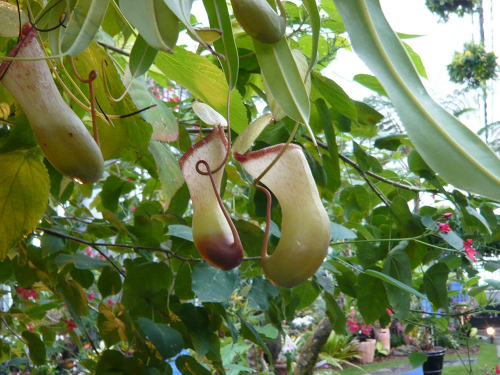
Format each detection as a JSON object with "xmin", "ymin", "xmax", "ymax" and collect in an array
[
  {"xmin": 149, "ymin": 141, "xmax": 184, "ymax": 208},
  {"xmin": 179, "ymin": 304, "xmax": 211, "ymax": 357},
  {"xmin": 381, "ymin": 244, "xmax": 413, "ymax": 320},
  {"xmin": 323, "ymin": 292, "xmax": 346, "ymax": 335},
  {"xmin": 293, "ymin": 280, "xmax": 321, "ymax": 310},
  {"xmin": 403, "ymin": 42, "xmax": 427, "ymax": 79},
  {"xmin": 330, "ymin": 222, "xmax": 357, "ymax": 241},
  {"xmin": 254, "ymin": 38, "xmax": 310, "ymax": 127},
  {"xmin": 409, "ymin": 352, "xmax": 428, "ymax": 369},
  {"xmin": 423, "ymin": 263, "xmax": 450, "ymax": 312},
  {"xmin": 366, "ymin": 269, "xmax": 426, "ymax": 300},
  {"xmin": 248, "ymin": 277, "xmax": 279, "ymax": 311},
  {"xmin": 302, "ymin": 0, "xmax": 321, "ymax": 70},
  {"xmin": 237, "ymin": 312, "xmax": 273, "ymax": 362},
  {"xmin": 167, "ymin": 224, "xmax": 193, "ymax": 242},
  {"xmin": 0, "ymin": 150, "xmax": 49, "ymax": 260},
  {"xmin": 60, "ymin": 0, "xmax": 110, "ymax": 55},
  {"xmin": 334, "ymin": 0, "xmax": 500, "ymax": 201},
  {"xmin": 22, "ymin": 331, "xmax": 46, "ymax": 366},
  {"xmin": 312, "ymin": 73, "xmax": 357, "ymax": 121},
  {"xmin": 98, "ymin": 266, "xmax": 123, "ymax": 299},
  {"xmin": 202, "ymin": 0, "xmax": 239, "ymax": 89},
  {"xmin": 97, "ymin": 303, "xmax": 127, "ymax": 347},
  {"xmin": 122, "ymin": 262, "xmax": 173, "ymax": 310},
  {"xmin": 130, "ymin": 34, "xmax": 158, "ymax": 77},
  {"xmin": 154, "ymin": 48, "xmax": 247, "ymax": 133},
  {"xmin": 353, "ymin": 74, "xmax": 388, "ymax": 96},
  {"xmin": 191, "ymin": 263, "xmax": 236, "ymax": 302},
  {"xmin": 95, "ymin": 350, "xmax": 125, "ymax": 374},
  {"xmin": 126, "ymin": 74, "xmax": 178, "ymax": 142},
  {"xmin": 55, "ymin": 254, "xmax": 107, "ymax": 270},
  {"xmin": 58, "ymin": 278, "xmax": 89, "ymax": 316},
  {"xmin": 356, "ymin": 272, "xmax": 389, "ymax": 324},
  {"xmin": 137, "ymin": 317, "xmax": 184, "ymax": 360},
  {"xmin": 175, "ymin": 356, "xmax": 211, "ymax": 375}
]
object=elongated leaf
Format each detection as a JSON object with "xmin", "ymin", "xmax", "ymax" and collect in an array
[
  {"xmin": 323, "ymin": 292, "xmax": 346, "ymax": 334},
  {"xmin": 61, "ymin": 0, "xmax": 110, "ymax": 55},
  {"xmin": 423, "ymin": 263, "xmax": 450, "ymax": 312},
  {"xmin": 356, "ymin": 272, "xmax": 389, "ymax": 324},
  {"xmin": 154, "ymin": 48, "xmax": 247, "ymax": 133},
  {"xmin": 237, "ymin": 312, "xmax": 272, "ymax": 361},
  {"xmin": 366, "ymin": 269, "xmax": 426, "ymax": 300},
  {"xmin": 163, "ymin": 0, "xmax": 209, "ymax": 49},
  {"xmin": 312, "ymin": 73, "xmax": 357, "ymax": 121},
  {"xmin": 302, "ymin": 0, "xmax": 321, "ymax": 70},
  {"xmin": 22, "ymin": 331, "xmax": 46, "ymax": 366},
  {"xmin": 334, "ymin": 0, "xmax": 500, "ymax": 201},
  {"xmin": 130, "ymin": 35, "xmax": 159, "ymax": 77},
  {"xmin": 254, "ymin": 39, "xmax": 312, "ymax": 134},
  {"xmin": 176, "ymin": 356, "xmax": 211, "ymax": 375},
  {"xmin": 202, "ymin": 0, "xmax": 239, "ymax": 89},
  {"xmin": 0, "ymin": 150, "xmax": 49, "ymax": 260},
  {"xmin": 137, "ymin": 317, "xmax": 184, "ymax": 359}
]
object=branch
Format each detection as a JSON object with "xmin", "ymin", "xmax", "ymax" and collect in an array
[
  {"xmin": 97, "ymin": 42, "xmax": 130, "ymax": 56},
  {"xmin": 302, "ymin": 134, "xmax": 438, "ymax": 193},
  {"xmin": 35, "ymin": 228, "xmax": 261, "ymax": 263}
]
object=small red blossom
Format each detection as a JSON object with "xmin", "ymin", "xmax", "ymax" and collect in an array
[
  {"xmin": 126, "ymin": 177, "xmax": 134, "ymax": 182},
  {"xmin": 65, "ymin": 319, "xmax": 77, "ymax": 330},
  {"xmin": 84, "ymin": 343, "xmax": 91, "ymax": 349},
  {"xmin": 387, "ymin": 308, "xmax": 393, "ymax": 315},
  {"xmin": 87, "ymin": 293, "xmax": 95, "ymax": 301},
  {"xmin": 131, "ymin": 206, "xmax": 136, "ymax": 213},
  {"xmin": 495, "ymin": 364, "xmax": 500, "ymax": 375},
  {"xmin": 17, "ymin": 287, "xmax": 38, "ymax": 300},
  {"xmin": 107, "ymin": 299, "xmax": 114, "ymax": 306},
  {"xmin": 99, "ymin": 253, "xmax": 105, "ymax": 259},
  {"xmin": 463, "ymin": 239, "xmax": 477, "ymax": 262},
  {"xmin": 442, "ymin": 213, "xmax": 453, "ymax": 219},
  {"xmin": 438, "ymin": 222, "xmax": 451, "ymax": 234},
  {"xmin": 169, "ymin": 96, "xmax": 181, "ymax": 102},
  {"xmin": 84, "ymin": 247, "xmax": 95, "ymax": 257},
  {"xmin": 27, "ymin": 322, "xmax": 34, "ymax": 332}
]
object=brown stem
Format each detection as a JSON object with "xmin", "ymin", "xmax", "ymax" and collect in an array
[
  {"xmin": 295, "ymin": 317, "xmax": 332, "ymax": 375},
  {"xmin": 195, "ymin": 160, "xmax": 243, "ymax": 251}
]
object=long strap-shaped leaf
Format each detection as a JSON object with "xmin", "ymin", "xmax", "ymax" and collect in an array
[
  {"xmin": 202, "ymin": 0, "xmax": 239, "ymax": 90},
  {"xmin": 302, "ymin": 0, "xmax": 321, "ymax": 71},
  {"xmin": 334, "ymin": 0, "xmax": 500, "ymax": 201},
  {"xmin": 254, "ymin": 38, "xmax": 315, "ymax": 143}
]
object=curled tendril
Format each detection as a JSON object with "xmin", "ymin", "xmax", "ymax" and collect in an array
[
  {"xmin": 24, "ymin": 0, "xmax": 68, "ymax": 33},
  {"xmin": 102, "ymin": 60, "xmax": 134, "ymax": 103}
]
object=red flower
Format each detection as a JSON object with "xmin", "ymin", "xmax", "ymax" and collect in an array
[
  {"xmin": 17, "ymin": 287, "xmax": 38, "ymax": 300},
  {"xmin": 495, "ymin": 364, "xmax": 500, "ymax": 374},
  {"xmin": 27, "ymin": 322, "xmax": 34, "ymax": 332},
  {"xmin": 463, "ymin": 239, "xmax": 477, "ymax": 262},
  {"xmin": 84, "ymin": 247, "xmax": 95, "ymax": 257},
  {"xmin": 107, "ymin": 299, "xmax": 114, "ymax": 306},
  {"xmin": 65, "ymin": 319, "xmax": 77, "ymax": 330},
  {"xmin": 87, "ymin": 293, "xmax": 95, "ymax": 301},
  {"xmin": 442, "ymin": 213, "xmax": 453, "ymax": 219},
  {"xmin": 438, "ymin": 222, "xmax": 451, "ymax": 233}
]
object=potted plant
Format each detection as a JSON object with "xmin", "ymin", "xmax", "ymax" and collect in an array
[
  {"xmin": 346, "ymin": 311, "xmax": 376, "ymax": 364},
  {"xmin": 414, "ymin": 324, "xmax": 446, "ymax": 375},
  {"xmin": 447, "ymin": 42, "xmax": 498, "ymax": 88},
  {"xmin": 425, "ymin": 0, "xmax": 479, "ymax": 21}
]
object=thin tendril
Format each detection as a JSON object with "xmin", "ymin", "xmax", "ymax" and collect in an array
[
  {"xmin": 196, "ymin": 160, "xmax": 242, "ymax": 250},
  {"xmin": 102, "ymin": 60, "xmax": 135, "ymax": 103},
  {"xmin": 26, "ymin": 0, "xmax": 68, "ymax": 33}
]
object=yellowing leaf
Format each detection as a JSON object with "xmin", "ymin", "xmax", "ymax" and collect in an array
[{"xmin": 0, "ymin": 150, "xmax": 49, "ymax": 259}]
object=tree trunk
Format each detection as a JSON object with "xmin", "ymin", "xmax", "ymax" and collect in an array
[{"xmin": 294, "ymin": 317, "xmax": 332, "ymax": 375}]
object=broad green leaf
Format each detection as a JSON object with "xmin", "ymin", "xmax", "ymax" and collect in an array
[
  {"xmin": 55, "ymin": 254, "xmax": 107, "ymax": 270},
  {"xmin": 74, "ymin": 43, "xmax": 152, "ymax": 159},
  {"xmin": 95, "ymin": 350, "xmax": 125, "ymax": 374},
  {"xmin": 381, "ymin": 244, "xmax": 413, "ymax": 320},
  {"xmin": 119, "ymin": 0, "xmax": 179, "ymax": 53},
  {"xmin": 353, "ymin": 74, "xmax": 388, "ymax": 96},
  {"xmin": 330, "ymin": 222, "xmax": 356, "ymax": 241},
  {"xmin": 356, "ymin": 272, "xmax": 389, "ymax": 324},
  {"xmin": 22, "ymin": 331, "xmax": 46, "ymax": 366},
  {"xmin": 302, "ymin": 0, "xmax": 321, "ymax": 70},
  {"xmin": 403, "ymin": 42, "xmax": 427, "ymax": 79},
  {"xmin": 97, "ymin": 303, "xmax": 127, "ymax": 347},
  {"xmin": 0, "ymin": 150, "xmax": 49, "ymax": 260},
  {"xmin": 168, "ymin": 224, "xmax": 193, "ymax": 242},
  {"xmin": 122, "ymin": 262, "xmax": 173, "ymax": 309},
  {"xmin": 58, "ymin": 278, "xmax": 89, "ymax": 316},
  {"xmin": 126, "ymin": 74, "xmax": 178, "ymax": 142},
  {"xmin": 202, "ymin": 0, "xmax": 239, "ymax": 89},
  {"xmin": 61, "ymin": 0, "xmax": 110, "ymax": 55},
  {"xmin": 98, "ymin": 266, "xmax": 123, "ymax": 299},
  {"xmin": 323, "ymin": 292, "xmax": 346, "ymax": 334},
  {"xmin": 130, "ymin": 35, "xmax": 159, "ymax": 78},
  {"xmin": 138, "ymin": 317, "xmax": 184, "ymax": 359},
  {"xmin": 154, "ymin": 48, "xmax": 247, "ymax": 133},
  {"xmin": 176, "ymin": 356, "xmax": 211, "ymax": 375},
  {"xmin": 334, "ymin": 0, "xmax": 500, "ymax": 201},
  {"xmin": 312, "ymin": 73, "xmax": 357, "ymax": 121},
  {"xmin": 191, "ymin": 263, "xmax": 236, "ymax": 302},
  {"xmin": 179, "ymin": 304, "xmax": 211, "ymax": 357},
  {"xmin": 366, "ymin": 269, "xmax": 426, "ymax": 300},
  {"xmin": 293, "ymin": 280, "xmax": 321, "ymax": 310},
  {"xmin": 409, "ymin": 352, "xmax": 428, "ymax": 369},
  {"xmin": 423, "ymin": 263, "xmax": 450, "ymax": 312},
  {"xmin": 254, "ymin": 39, "xmax": 312, "ymax": 134},
  {"xmin": 248, "ymin": 277, "xmax": 279, "ymax": 311},
  {"xmin": 237, "ymin": 312, "xmax": 273, "ymax": 362},
  {"xmin": 148, "ymin": 141, "xmax": 183, "ymax": 208}
]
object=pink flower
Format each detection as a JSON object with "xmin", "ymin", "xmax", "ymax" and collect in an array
[
  {"xmin": 87, "ymin": 293, "xmax": 95, "ymax": 301},
  {"xmin": 126, "ymin": 177, "xmax": 134, "ymax": 182},
  {"xmin": 84, "ymin": 343, "xmax": 91, "ymax": 349},
  {"xmin": 169, "ymin": 96, "xmax": 180, "ymax": 102},
  {"xmin": 387, "ymin": 308, "xmax": 393, "ymax": 315},
  {"xmin": 17, "ymin": 287, "xmax": 38, "ymax": 300},
  {"xmin": 65, "ymin": 319, "xmax": 77, "ymax": 330},
  {"xmin": 131, "ymin": 206, "xmax": 136, "ymax": 213},
  {"xmin": 443, "ymin": 213, "xmax": 453, "ymax": 219},
  {"xmin": 495, "ymin": 364, "xmax": 500, "ymax": 375},
  {"xmin": 84, "ymin": 247, "xmax": 95, "ymax": 257},
  {"xmin": 438, "ymin": 222, "xmax": 451, "ymax": 233},
  {"xmin": 107, "ymin": 299, "xmax": 114, "ymax": 306},
  {"xmin": 27, "ymin": 322, "xmax": 34, "ymax": 332},
  {"xmin": 463, "ymin": 239, "xmax": 477, "ymax": 262}
]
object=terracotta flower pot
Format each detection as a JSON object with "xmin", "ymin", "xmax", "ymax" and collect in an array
[
  {"xmin": 376, "ymin": 327, "xmax": 391, "ymax": 351},
  {"xmin": 357, "ymin": 339, "xmax": 376, "ymax": 364}
]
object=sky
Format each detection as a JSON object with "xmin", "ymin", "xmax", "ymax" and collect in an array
[{"xmin": 327, "ymin": 0, "xmax": 498, "ymax": 135}]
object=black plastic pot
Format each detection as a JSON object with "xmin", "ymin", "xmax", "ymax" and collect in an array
[{"xmin": 422, "ymin": 347, "xmax": 446, "ymax": 375}]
